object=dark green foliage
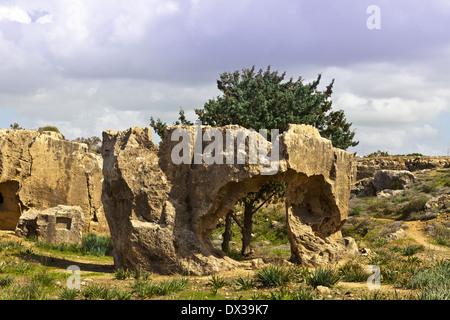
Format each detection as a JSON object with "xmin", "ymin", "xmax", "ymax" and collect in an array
[
  {"xmin": 410, "ymin": 261, "xmax": 450, "ymax": 300},
  {"xmin": 208, "ymin": 274, "xmax": 228, "ymax": 290},
  {"xmin": 9, "ymin": 123, "xmax": 24, "ymax": 130},
  {"xmin": 74, "ymin": 136, "xmax": 102, "ymax": 153},
  {"xmin": 132, "ymin": 278, "xmax": 188, "ymax": 298},
  {"xmin": 195, "ymin": 66, "xmax": 358, "ymax": 150},
  {"xmin": 0, "ymin": 275, "xmax": 13, "ymax": 287},
  {"xmin": 306, "ymin": 268, "xmax": 340, "ymax": 288},
  {"xmin": 255, "ymin": 265, "xmax": 292, "ymax": 287},
  {"xmin": 150, "ymin": 107, "xmax": 193, "ymax": 139},
  {"xmin": 81, "ymin": 233, "xmax": 113, "ymax": 256},
  {"xmin": 338, "ymin": 262, "xmax": 368, "ymax": 282},
  {"xmin": 234, "ymin": 275, "xmax": 254, "ymax": 290}
]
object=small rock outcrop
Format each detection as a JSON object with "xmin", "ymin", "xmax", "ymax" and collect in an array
[
  {"xmin": 15, "ymin": 205, "xmax": 85, "ymax": 244},
  {"xmin": 0, "ymin": 129, "xmax": 107, "ymax": 233},
  {"xmin": 101, "ymin": 124, "xmax": 357, "ymax": 275},
  {"xmin": 352, "ymin": 169, "xmax": 415, "ymax": 197},
  {"xmin": 352, "ymin": 156, "xmax": 450, "ymax": 183},
  {"xmin": 372, "ymin": 170, "xmax": 416, "ymax": 192}
]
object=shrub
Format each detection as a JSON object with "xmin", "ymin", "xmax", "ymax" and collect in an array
[
  {"xmin": 132, "ymin": 278, "xmax": 188, "ymax": 298},
  {"xmin": 32, "ymin": 270, "xmax": 56, "ymax": 287},
  {"xmin": 338, "ymin": 263, "xmax": 368, "ymax": 282},
  {"xmin": 38, "ymin": 126, "xmax": 65, "ymax": 139},
  {"xmin": 114, "ymin": 268, "xmax": 131, "ymax": 280},
  {"xmin": 81, "ymin": 233, "xmax": 113, "ymax": 256},
  {"xmin": 234, "ymin": 275, "xmax": 254, "ymax": 290},
  {"xmin": 401, "ymin": 244, "xmax": 424, "ymax": 256},
  {"xmin": 350, "ymin": 206, "xmax": 364, "ymax": 216},
  {"xmin": 58, "ymin": 287, "xmax": 79, "ymax": 300},
  {"xmin": 399, "ymin": 197, "xmax": 428, "ymax": 220},
  {"xmin": 291, "ymin": 285, "xmax": 317, "ymax": 300},
  {"xmin": 255, "ymin": 265, "xmax": 292, "ymax": 288},
  {"xmin": 208, "ymin": 274, "xmax": 227, "ymax": 290},
  {"xmin": 410, "ymin": 261, "xmax": 450, "ymax": 300},
  {"xmin": 0, "ymin": 275, "xmax": 13, "ymax": 287},
  {"xmin": 307, "ymin": 268, "xmax": 340, "ymax": 288}
]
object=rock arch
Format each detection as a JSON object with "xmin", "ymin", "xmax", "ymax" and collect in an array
[{"xmin": 101, "ymin": 124, "xmax": 358, "ymax": 275}]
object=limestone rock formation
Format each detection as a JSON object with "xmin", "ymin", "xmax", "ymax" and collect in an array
[
  {"xmin": 352, "ymin": 156, "xmax": 450, "ymax": 183},
  {"xmin": 0, "ymin": 129, "xmax": 107, "ymax": 233},
  {"xmin": 352, "ymin": 169, "xmax": 416, "ymax": 197},
  {"xmin": 372, "ymin": 170, "xmax": 416, "ymax": 192},
  {"xmin": 101, "ymin": 124, "xmax": 357, "ymax": 275},
  {"xmin": 15, "ymin": 205, "xmax": 85, "ymax": 244}
]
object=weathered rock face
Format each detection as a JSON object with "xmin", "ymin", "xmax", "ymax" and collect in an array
[
  {"xmin": 0, "ymin": 129, "xmax": 107, "ymax": 233},
  {"xmin": 352, "ymin": 156, "xmax": 450, "ymax": 183},
  {"xmin": 351, "ymin": 170, "xmax": 416, "ymax": 198},
  {"xmin": 372, "ymin": 170, "xmax": 415, "ymax": 192},
  {"xmin": 15, "ymin": 205, "xmax": 85, "ymax": 244},
  {"xmin": 101, "ymin": 124, "xmax": 357, "ymax": 275}
]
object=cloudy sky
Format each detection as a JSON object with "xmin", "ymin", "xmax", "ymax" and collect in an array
[{"xmin": 0, "ymin": 0, "xmax": 449, "ymax": 156}]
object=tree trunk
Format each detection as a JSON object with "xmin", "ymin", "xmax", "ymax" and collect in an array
[
  {"xmin": 241, "ymin": 201, "xmax": 254, "ymax": 256},
  {"xmin": 222, "ymin": 211, "xmax": 233, "ymax": 252}
]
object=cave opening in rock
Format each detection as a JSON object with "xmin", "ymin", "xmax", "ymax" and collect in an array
[
  {"xmin": 0, "ymin": 181, "xmax": 22, "ymax": 230},
  {"xmin": 204, "ymin": 171, "xmax": 342, "ymax": 266},
  {"xmin": 210, "ymin": 196, "xmax": 290, "ymax": 263},
  {"xmin": 203, "ymin": 171, "xmax": 293, "ymax": 263}
]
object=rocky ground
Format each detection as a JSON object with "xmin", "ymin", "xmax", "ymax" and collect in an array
[{"xmin": 0, "ymin": 168, "xmax": 448, "ymax": 300}]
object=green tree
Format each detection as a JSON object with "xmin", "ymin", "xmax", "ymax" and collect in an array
[
  {"xmin": 74, "ymin": 136, "xmax": 102, "ymax": 154},
  {"xmin": 195, "ymin": 66, "xmax": 358, "ymax": 150},
  {"xmin": 150, "ymin": 108, "xmax": 193, "ymax": 139},
  {"xmin": 9, "ymin": 123, "xmax": 24, "ymax": 130}
]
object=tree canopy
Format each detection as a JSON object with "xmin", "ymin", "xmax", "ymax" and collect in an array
[{"xmin": 194, "ymin": 66, "xmax": 358, "ymax": 150}]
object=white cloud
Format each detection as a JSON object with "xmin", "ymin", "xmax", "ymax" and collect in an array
[
  {"xmin": 0, "ymin": 6, "xmax": 31, "ymax": 24},
  {"xmin": 35, "ymin": 13, "xmax": 52, "ymax": 24}
]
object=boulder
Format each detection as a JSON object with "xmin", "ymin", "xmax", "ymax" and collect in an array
[
  {"xmin": 424, "ymin": 194, "xmax": 450, "ymax": 211},
  {"xmin": 101, "ymin": 124, "xmax": 357, "ymax": 275},
  {"xmin": 372, "ymin": 170, "xmax": 416, "ymax": 193},
  {"xmin": 0, "ymin": 129, "xmax": 107, "ymax": 232},
  {"xmin": 15, "ymin": 205, "xmax": 85, "ymax": 244}
]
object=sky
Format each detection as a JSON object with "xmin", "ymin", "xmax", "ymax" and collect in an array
[{"xmin": 0, "ymin": 0, "xmax": 449, "ymax": 156}]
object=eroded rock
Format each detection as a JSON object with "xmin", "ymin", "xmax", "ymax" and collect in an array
[
  {"xmin": 15, "ymin": 205, "xmax": 85, "ymax": 244},
  {"xmin": 101, "ymin": 124, "xmax": 357, "ymax": 275},
  {"xmin": 0, "ymin": 129, "xmax": 107, "ymax": 232}
]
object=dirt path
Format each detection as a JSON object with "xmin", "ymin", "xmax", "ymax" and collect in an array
[{"xmin": 403, "ymin": 220, "xmax": 450, "ymax": 254}]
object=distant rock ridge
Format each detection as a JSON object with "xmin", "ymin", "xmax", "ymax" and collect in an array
[
  {"xmin": 352, "ymin": 156, "xmax": 450, "ymax": 183},
  {"xmin": 0, "ymin": 129, "xmax": 107, "ymax": 233}
]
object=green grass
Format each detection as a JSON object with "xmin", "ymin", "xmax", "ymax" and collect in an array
[
  {"xmin": 410, "ymin": 261, "xmax": 450, "ymax": 300},
  {"xmin": 234, "ymin": 275, "xmax": 254, "ymax": 290},
  {"xmin": 35, "ymin": 233, "xmax": 113, "ymax": 257},
  {"xmin": 306, "ymin": 268, "xmax": 340, "ymax": 288},
  {"xmin": 81, "ymin": 284, "xmax": 132, "ymax": 300},
  {"xmin": 255, "ymin": 265, "xmax": 292, "ymax": 288},
  {"xmin": 132, "ymin": 278, "xmax": 189, "ymax": 298},
  {"xmin": 338, "ymin": 262, "xmax": 368, "ymax": 282}
]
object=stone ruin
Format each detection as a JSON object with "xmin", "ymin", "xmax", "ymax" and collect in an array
[{"xmin": 101, "ymin": 124, "xmax": 358, "ymax": 275}]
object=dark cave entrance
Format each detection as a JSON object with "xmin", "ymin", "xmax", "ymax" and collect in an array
[{"xmin": 0, "ymin": 181, "xmax": 22, "ymax": 230}]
